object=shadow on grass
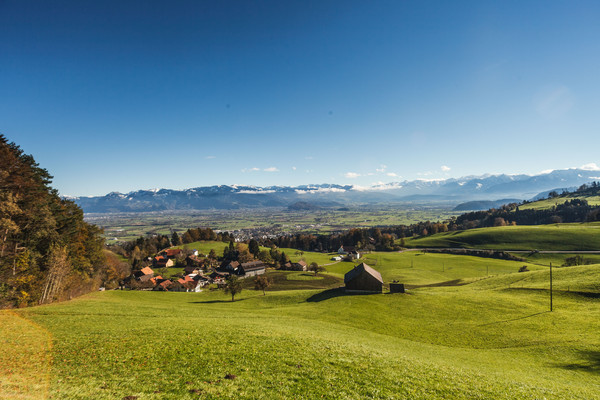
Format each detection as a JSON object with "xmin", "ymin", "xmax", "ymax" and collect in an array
[
  {"xmin": 556, "ymin": 351, "xmax": 600, "ymax": 374},
  {"xmin": 478, "ymin": 311, "xmax": 550, "ymax": 326},
  {"xmin": 306, "ymin": 288, "xmax": 384, "ymax": 302},
  {"xmin": 189, "ymin": 298, "xmax": 250, "ymax": 304}
]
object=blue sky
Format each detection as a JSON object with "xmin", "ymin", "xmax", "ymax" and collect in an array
[{"xmin": 2, "ymin": 0, "xmax": 600, "ymax": 196}]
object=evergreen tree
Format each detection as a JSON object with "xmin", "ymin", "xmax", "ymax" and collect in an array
[
  {"xmin": 171, "ymin": 232, "xmax": 181, "ymax": 246},
  {"xmin": 0, "ymin": 135, "xmax": 106, "ymax": 307},
  {"xmin": 248, "ymin": 239, "xmax": 260, "ymax": 258}
]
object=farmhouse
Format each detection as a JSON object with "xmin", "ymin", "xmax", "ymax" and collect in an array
[
  {"xmin": 237, "ymin": 261, "xmax": 266, "ymax": 277},
  {"xmin": 153, "ymin": 279, "xmax": 173, "ymax": 291},
  {"xmin": 218, "ymin": 261, "xmax": 240, "ymax": 274},
  {"xmin": 338, "ymin": 245, "xmax": 360, "ymax": 260},
  {"xmin": 154, "ymin": 256, "xmax": 174, "ymax": 268},
  {"xmin": 164, "ymin": 248, "xmax": 182, "ymax": 259},
  {"xmin": 344, "ymin": 263, "xmax": 383, "ymax": 293},
  {"xmin": 280, "ymin": 260, "xmax": 307, "ymax": 271},
  {"xmin": 134, "ymin": 266, "xmax": 154, "ymax": 282},
  {"xmin": 291, "ymin": 260, "xmax": 307, "ymax": 271}
]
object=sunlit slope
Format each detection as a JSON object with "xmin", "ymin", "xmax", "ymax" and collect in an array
[
  {"xmin": 404, "ymin": 223, "xmax": 600, "ymax": 250},
  {"xmin": 0, "ymin": 311, "xmax": 52, "ymax": 400},
  {"xmin": 325, "ymin": 251, "xmax": 543, "ymax": 286},
  {"xmin": 471, "ymin": 263, "xmax": 600, "ymax": 293},
  {"xmin": 8, "ymin": 274, "xmax": 600, "ymax": 400},
  {"xmin": 519, "ymin": 195, "xmax": 600, "ymax": 210}
]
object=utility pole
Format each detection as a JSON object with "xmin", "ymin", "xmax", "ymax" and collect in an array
[{"xmin": 550, "ymin": 262, "xmax": 553, "ymax": 312}]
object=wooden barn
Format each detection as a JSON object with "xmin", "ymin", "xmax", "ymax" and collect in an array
[{"xmin": 344, "ymin": 263, "xmax": 383, "ymax": 293}]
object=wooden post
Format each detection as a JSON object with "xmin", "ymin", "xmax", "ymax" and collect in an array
[
  {"xmin": 486, "ymin": 265, "xmax": 489, "ymax": 276},
  {"xmin": 550, "ymin": 262, "xmax": 553, "ymax": 312}
]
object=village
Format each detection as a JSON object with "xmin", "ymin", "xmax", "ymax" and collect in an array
[{"xmin": 124, "ymin": 244, "xmax": 402, "ymax": 294}]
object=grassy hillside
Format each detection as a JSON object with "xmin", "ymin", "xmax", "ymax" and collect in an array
[
  {"xmin": 519, "ymin": 195, "xmax": 600, "ymax": 210},
  {"xmin": 325, "ymin": 251, "xmax": 542, "ymax": 286},
  {"xmin": 3, "ymin": 261, "xmax": 599, "ymax": 399},
  {"xmin": 404, "ymin": 223, "xmax": 600, "ymax": 251}
]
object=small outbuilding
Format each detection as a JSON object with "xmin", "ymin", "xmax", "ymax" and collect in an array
[{"xmin": 344, "ymin": 262, "xmax": 383, "ymax": 293}]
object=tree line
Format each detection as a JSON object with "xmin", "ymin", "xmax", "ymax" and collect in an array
[
  {"xmin": 257, "ymin": 184, "xmax": 600, "ymax": 253},
  {"xmin": 0, "ymin": 135, "xmax": 106, "ymax": 308}
]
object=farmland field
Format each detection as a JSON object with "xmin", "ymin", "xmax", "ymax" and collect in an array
[
  {"xmin": 2, "ymin": 252, "xmax": 599, "ymax": 399},
  {"xmin": 86, "ymin": 206, "xmax": 459, "ymax": 244}
]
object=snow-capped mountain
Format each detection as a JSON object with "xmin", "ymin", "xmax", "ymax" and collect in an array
[{"xmin": 72, "ymin": 169, "xmax": 600, "ymax": 213}]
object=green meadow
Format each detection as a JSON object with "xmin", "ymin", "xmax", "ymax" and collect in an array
[
  {"xmin": 519, "ymin": 195, "xmax": 600, "ymax": 210},
  {"xmin": 2, "ymin": 249, "xmax": 599, "ymax": 399},
  {"xmin": 404, "ymin": 222, "xmax": 600, "ymax": 251}
]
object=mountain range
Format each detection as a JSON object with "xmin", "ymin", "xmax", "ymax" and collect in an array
[{"xmin": 73, "ymin": 168, "xmax": 600, "ymax": 213}]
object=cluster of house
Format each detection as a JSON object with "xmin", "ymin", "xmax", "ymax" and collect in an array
[
  {"xmin": 331, "ymin": 245, "xmax": 360, "ymax": 261},
  {"xmin": 131, "ymin": 245, "xmax": 403, "ymax": 295},
  {"xmin": 132, "ymin": 249, "xmax": 270, "ymax": 292},
  {"xmin": 152, "ymin": 248, "xmax": 185, "ymax": 268}
]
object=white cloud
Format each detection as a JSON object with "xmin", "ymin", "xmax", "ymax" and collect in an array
[
  {"xmin": 579, "ymin": 163, "xmax": 600, "ymax": 171},
  {"xmin": 205, "ymin": 155, "xmax": 216, "ymax": 159},
  {"xmin": 376, "ymin": 165, "xmax": 387, "ymax": 173},
  {"xmin": 241, "ymin": 167, "xmax": 261, "ymax": 173},
  {"xmin": 386, "ymin": 172, "xmax": 398, "ymax": 177},
  {"xmin": 441, "ymin": 165, "xmax": 451, "ymax": 172},
  {"xmin": 264, "ymin": 167, "xmax": 279, "ymax": 172},
  {"xmin": 344, "ymin": 172, "xmax": 360, "ymax": 178},
  {"xmin": 292, "ymin": 166, "xmax": 297, "ymax": 170},
  {"xmin": 417, "ymin": 171, "xmax": 433, "ymax": 176}
]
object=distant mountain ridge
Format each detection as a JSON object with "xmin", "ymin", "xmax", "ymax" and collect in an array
[{"xmin": 73, "ymin": 168, "xmax": 600, "ymax": 213}]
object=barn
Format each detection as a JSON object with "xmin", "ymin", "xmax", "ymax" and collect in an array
[{"xmin": 344, "ymin": 263, "xmax": 383, "ymax": 293}]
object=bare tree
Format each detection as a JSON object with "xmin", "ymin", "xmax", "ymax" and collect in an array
[{"xmin": 39, "ymin": 246, "xmax": 71, "ymax": 304}]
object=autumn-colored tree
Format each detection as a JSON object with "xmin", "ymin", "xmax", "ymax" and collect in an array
[
  {"xmin": 0, "ymin": 134, "xmax": 106, "ymax": 307},
  {"xmin": 257, "ymin": 250, "xmax": 273, "ymax": 264},
  {"xmin": 223, "ymin": 275, "xmax": 243, "ymax": 302},
  {"xmin": 253, "ymin": 275, "xmax": 271, "ymax": 295},
  {"xmin": 309, "ymin": 262, "xmax": 324, "ymax": 276}
]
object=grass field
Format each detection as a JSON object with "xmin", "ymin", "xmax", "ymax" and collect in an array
[
  {"xmin": 404, "ymin": 222, "xmax": 600, "ymax": 251},
  {"xmin": 519, "ymin": 195, "xmax": 600, "ymax": 210},
  {"xmin": 3, "ymin": 252, "xmax": 600, "ymax": 399}
]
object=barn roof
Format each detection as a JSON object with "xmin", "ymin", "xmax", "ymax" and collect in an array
[
  {"xmin": 344, "ymin": 263, "xmax": 383, "ymax": 284},
  {"xmin": 240, "ymin": 261, "xmax": 265, "ymax": 272}
]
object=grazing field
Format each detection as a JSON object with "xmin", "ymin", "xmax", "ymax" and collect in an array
[
  {"xmin": 3, "ymin": 254, "xmax": 600, "ymax": 399},
  {"xmin": 404, "ymin": 223, "xmax": 600, "ymax": 251}
]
